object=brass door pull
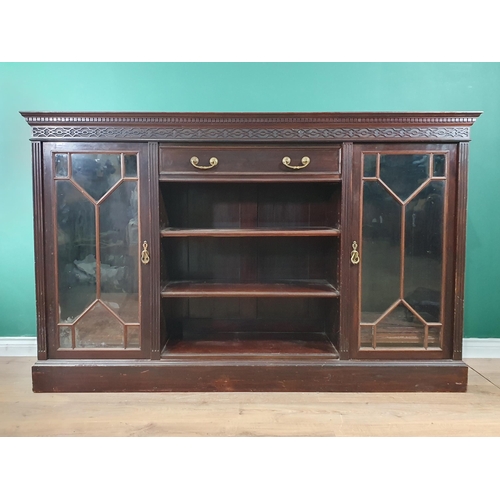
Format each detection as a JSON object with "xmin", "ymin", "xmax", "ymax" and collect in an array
[
  {"xmin": 190, "ymin": 156, "xmax": 218, "ymax": 170},
  {"xmin": 350, "ymin": 241, "xmax": 360, "ymax": 265},
  {"xmin": 282, "ymin": 156, "xmax": 310, "ymax": 170},
  {"xmin": 141, "ymin": 241, "xmax": 150, "ymax": 264}
]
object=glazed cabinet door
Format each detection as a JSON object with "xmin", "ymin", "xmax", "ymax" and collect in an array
[
  {"xmin": 348, "ymin": 144, "xmax": 458, "ymax": 359},
  {"xmin": 41, "ymin": 142, "xmax": 153, "ymax": 359}
]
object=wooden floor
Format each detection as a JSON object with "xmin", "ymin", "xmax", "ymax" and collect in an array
[{"xmin": 1, "ymin": 357, "xmax": 500, "ymax": 436}]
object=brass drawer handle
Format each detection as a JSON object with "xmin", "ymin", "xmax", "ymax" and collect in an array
[
  {"xmin": 190, "ymin": 156, "xmax": 218, "ymax": 170},
  {"xmin": 282, "ymin": 156, "xmax": 310, "ymax": 170},
  {"xmin": 141, "ymin": 241, "xmax": 150, "ymax": 265},
  {"xmin": 350, "ymin": 241, "xmax": 360, "ymax": 265}
]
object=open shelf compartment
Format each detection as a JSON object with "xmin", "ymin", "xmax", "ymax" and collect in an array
[
  {"xmin": 160, "ymin": 182, "xmax": 341, "ymax": 233},
  {"xmin": 161, "ymin": 237, "xmax": 339, "ymax": 288},
  {"xmin": 160, "ymin": 297, "xmax": 340, "ymax": 358},
  {"xmin": 159, "ymin": 180, "xmax": 341, "ymax": 359}
]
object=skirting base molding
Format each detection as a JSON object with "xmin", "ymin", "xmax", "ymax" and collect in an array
[
  {"xmin": 0, "ymin": 337, "xmax": 37, "ymax": 356},
  {"xmin": 1, "ymin": 337, "xmax": 499, "ymax": 358},
  {"xmin": 462, "ymin": 338, "xmax": 500, "ymax": 359}
]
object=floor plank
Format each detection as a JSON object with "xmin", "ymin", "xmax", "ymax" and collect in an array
[
  {"xmin": 465, "ymin": 358, "xmax": 500, "ymax": 389},
  {"xmin": 1, "ymin": 357, "xmax": 500, "ymax": 436}
]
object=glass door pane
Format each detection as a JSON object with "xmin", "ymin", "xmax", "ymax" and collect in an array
[
  {"xmin": 50, "ymin": 148, "xmax": 148, "ymax": 355},
  {"xmin": 359, "ymin": 151, "xmax": 447, "ymax": 351}
]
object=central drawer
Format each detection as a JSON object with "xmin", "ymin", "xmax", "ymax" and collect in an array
[{"xmin": 159, "ymin": 144, "xmax": 341, "ymax": 181}]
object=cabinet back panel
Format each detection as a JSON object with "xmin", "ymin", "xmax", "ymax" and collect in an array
[
  {"xmin": 162, "ymin": 297, "xmax": 336, "ymax": 333},
  {"xmin": 160, "ymin": 183, "xmax": 340, "ymax": 229},
  {"xmin": 162, "ymin": 237, "xmax": 338, "ymax": 285}
]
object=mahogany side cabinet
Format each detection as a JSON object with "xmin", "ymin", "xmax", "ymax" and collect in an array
[{"xmin": 22, "ymin": 111, "xmax": 480, "ymax": 392}]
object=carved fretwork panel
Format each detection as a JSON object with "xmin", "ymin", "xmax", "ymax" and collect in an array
[{"xmin": 31, "ymin": 126, "xmax": 471, "ymax": 141}]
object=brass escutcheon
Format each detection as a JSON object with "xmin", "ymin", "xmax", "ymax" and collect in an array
[
  {"xmin": 141, "ymin": 241, "xmax": 150, "ymax": 264},
  {"xmin": 350, "ymin": 241, "xmax": 360, "ymax": 265}
]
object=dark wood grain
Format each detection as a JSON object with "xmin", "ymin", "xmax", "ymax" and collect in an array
[
  {"xmin": 41, "ymin": 142, "xmax": 58, "ymax": 359},
  {"xmin": 32, "ymin": 360, "xmax": 469, "ymax": 392},
  {"xmin": 21, "ymin": 111, "xmax": 482, "ymax": 126},
  {"xmin": 160, "ymin": 182, "xmax": 340, "ymax": 231},
  {"xmin": 159, "ymin": 144, "xmax": 341, "ymax": 179},
  {"xmin": 159, "ymin": 173, "xmax": 341, "ymax": 182},
  {"xmin": 340, "ymin": 142, "xmax": 353, "ymax": 360},
  {"xmin": 163, "ymin": 331, "xmax": 339, "ymax": 357},
  {"xmin": 148, "ymin": 142, "xmax": 161, "ymax": 359},
  {"xmin": 161, "ymin": 281, "xmax": 339, "ymax": 298},
  {"xmin": 32, "ymin": 142, "xmax": 47, "ymax": 359},
  {"xmin": 453, "ymin": 142, "xmax": 469, "ymax": 360},
  {"xmin": 161, "ymin": 228, "xmax": 340, "ymax": 237},
  {"xmin": 443, "ymin": 145, "xmax": 459, "ymax": 359},
  {"xmin": 162, "ymin": 237, "xmax": 338, "ymax": 287},
  {"xmin": 21, "ymin": 111, "xmax": 481, "ymax": 143}
]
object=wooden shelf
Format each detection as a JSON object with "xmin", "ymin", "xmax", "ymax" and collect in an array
[
  {"xmin": 162, "ymin": 331, "xmax": 340, "ymax": 358},
  {"xmin": 161, "ymin": 280, "xmax": 339, "ymax": 298},
  {"xmin": 160, "ymin": 227, "xmax": 340, "ymax": 237}
]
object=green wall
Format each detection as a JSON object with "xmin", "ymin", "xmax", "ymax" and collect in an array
[{"xmin": 1, "ymin": 62, "xmax": 499, "ymax": 338}]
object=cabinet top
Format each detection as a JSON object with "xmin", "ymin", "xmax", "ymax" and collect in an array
[{"xmin": 20, "ymin": 111, "xmax": 482, "ymax": 142}]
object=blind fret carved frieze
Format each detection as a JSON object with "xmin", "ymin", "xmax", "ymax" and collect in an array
[{"xmin": 31, "ymin": 126, "xmax": 471, "ymax": 141}]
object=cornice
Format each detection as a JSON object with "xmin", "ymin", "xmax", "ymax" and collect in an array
[
  {"xmin": 21, "ymin": 112, "xmax": 481, "ymax": 142},
  {"xmin": 21, "ymin": 111, "xmax": 482, "ymax": 126}
]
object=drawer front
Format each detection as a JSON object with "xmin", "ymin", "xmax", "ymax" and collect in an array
[{"xmin": 159, "ymin": 145, "xmax": 341, "ymax": 180}]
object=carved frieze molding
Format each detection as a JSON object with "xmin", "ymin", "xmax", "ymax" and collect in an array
[{"xmin": 31, "ymin": 126, "xmax": 471, "ymax": 141}]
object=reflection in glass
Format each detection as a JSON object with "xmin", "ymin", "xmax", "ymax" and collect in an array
[
  {"xmin": 433, "ymin": 155, "xmax": 446, "ymax": 177},
  {"xmin": 360, "ymin": 325, "xmax": 373, "ymax": 348},
  {"xmin": 404, "ymin": 182, "xmax": 444, "ymax": 323},
  {"xmin": 72, "ymin": 154, "xmax": 121, "ymax": 201},
  {"xmin": 55, "ymin": 154, "xmax": 68, "ymax": 177},
  {"xmin": 360, "ymin": 152, "xmax": 445, "ymax": 350},
  {"xmin": 363, "ymin": 155, "xmax": 377, "ymax": 177},
  {"xmin": 100, "ymin": 181, "xmax": 139, "ymax": 323},
  {"xmin": 376, "ymin": 304, "xmax": 425, "ymax": 348},
  {"xmin": 59, "ymin": 326, "xmax": 72, "ymax": 348},
  {"xmin": 55, "ymin": 150, "xmax": 142, "ymax": 350},
  {"xmin": 57, "ymin": 181, "xmax": 96, "ymax": 323},
  {"xmin": 75, "ymin": 302, "xmax": 124, "ymax": 348},
  {"xmin": 100, "ymin": 296, "xmax": 139, "ymax": 324},
  {"xmin": 428, "ymin": 326, "xmax": 441, "ymax": 348},
  {"xmin": 380, "ymin": 155, "xmax": 429, "ymax": 201},
  {"xmin": 127, "ymin": 326, "xmax": 140, "ymax": 348},
  {"xmin": 361, "ymin": 181, "xmax": 401, "ymax": 322},
  {"xmin": 125, "ymin": 155, "xmax": 138, "ymax": 177}
]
